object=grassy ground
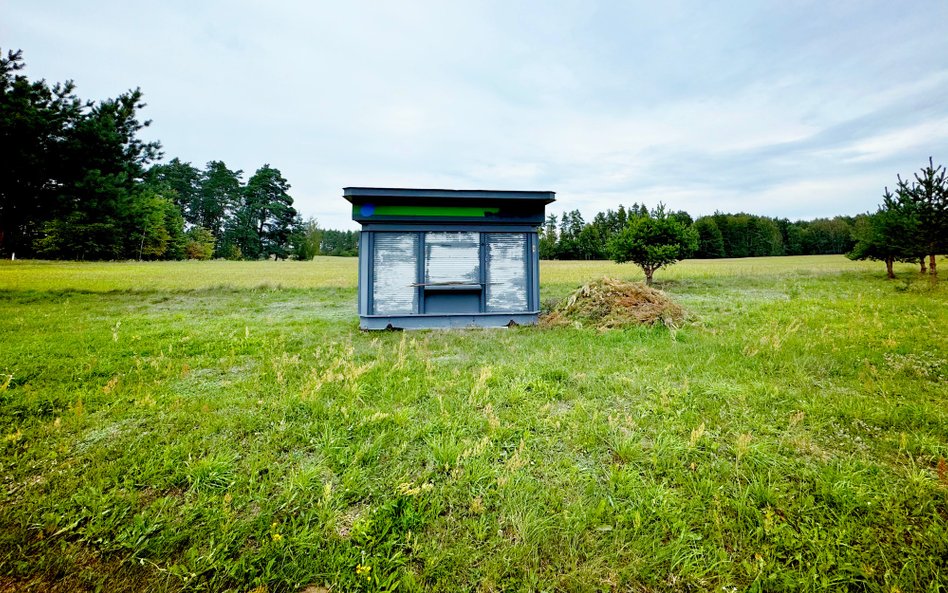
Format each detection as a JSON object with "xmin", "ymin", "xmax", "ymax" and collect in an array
[{"xmin": 0, "ymin": 256, "xmax": 946, "ymax": 592}]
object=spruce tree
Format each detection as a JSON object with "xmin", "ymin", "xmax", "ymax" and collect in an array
[
  {"xmin": 897, "ymin": 157, "xmax": 947, "ymax": 275},
  {"xmin": 848, "ymin": 188, "xmax": 921, "ymax": 278}
]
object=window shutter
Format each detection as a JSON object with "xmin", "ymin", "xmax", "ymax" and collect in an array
[
  {"xmin": 485, "ymin": 233, "xmax": 528, "ymax": 312},
  {"xmin": 372, "ymin": 233, "xmax": 418, "ymax": 314},
  {"xmin": 424, "ymin": 232, "xmax": 480, "ymax": 284}
]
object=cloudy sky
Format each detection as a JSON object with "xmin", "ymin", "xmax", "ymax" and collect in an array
[{"xmin": 4, "ymin": 1, "xmax": 948, "ymax": 229}]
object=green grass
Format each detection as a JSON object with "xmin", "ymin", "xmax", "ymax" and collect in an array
[{"xmin": 1, "ymin": 255, "xmax": 946, "ymax": 592}]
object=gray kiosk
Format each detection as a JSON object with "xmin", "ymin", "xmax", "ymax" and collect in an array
[{"xmin": 345, "ymin": 187, "xmax": 555, "ymax": 330}]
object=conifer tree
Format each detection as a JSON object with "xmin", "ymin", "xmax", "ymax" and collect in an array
[
  {"xmin": 198, "ymin": 161, "xmax": 242, "ymax": 242},
  {"xmin": 693, "ymin": 217, "xmax": 725, "ymax": 258},
  {"xmin": 539, "ymin": 214, "xmax": 558, "ymax": 259},
  {"xmin": 897, "ymin": 157, "xmax": 947, "ymax": 275},
  {"xmin": 848, "ymin": 188, "xmax": 921, "ymax": 278}
]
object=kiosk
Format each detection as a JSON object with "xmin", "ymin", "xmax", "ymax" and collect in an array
[{"xmin": 345, "ymin": 187, "xmax": 555, "ymax": 329}]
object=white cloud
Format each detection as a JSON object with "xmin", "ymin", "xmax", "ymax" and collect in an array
[{"xmin": 841, "ymin": 117, "xmax": 948, "ymax": 164}]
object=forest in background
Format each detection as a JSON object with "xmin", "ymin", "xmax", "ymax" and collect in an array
[
  {"xmin": 0, "ymin": 49, "xmax": 343, "ymax": 261},
  {"xmin": 538, "ymin": 207, "xmax": 855, "ymax": 260}
]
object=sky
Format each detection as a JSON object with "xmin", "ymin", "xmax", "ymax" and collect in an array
[{"xmin": 4, "ymin": 1, "xmax": 948, "ymax": 230}]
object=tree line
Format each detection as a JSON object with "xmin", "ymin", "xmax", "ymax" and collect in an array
[
  {"xmin": 540, "ymin": 207, "xmax": 857, "ymax": 261},
  {"xmin": 0, "ymin": 49, "xmax": 329, "ymax": 261}
]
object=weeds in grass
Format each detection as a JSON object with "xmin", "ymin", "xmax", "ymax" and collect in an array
[{"xmin": 186, "ymin": 453, "xmax": 238, "ymax": 493}]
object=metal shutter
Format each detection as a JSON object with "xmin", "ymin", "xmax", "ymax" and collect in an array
[
  {"xmin": 485, "ymin": 233, "xmax": 528, "ymax": 312},
  {"xmin": 424, "ymin": 232, "xmax": 480, "ymax": 284},
  {"xmin": 372, "ymin": 233, "xmax": 418, "ymax": 314}
]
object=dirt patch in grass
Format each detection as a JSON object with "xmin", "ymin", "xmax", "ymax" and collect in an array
[
  {"xmin": 336, "ymin": 503, "xmax": 368, "ymax": 538},
  {"xmin": 542, "ymin": 277, "xmax": 686, "ymax": 330}
]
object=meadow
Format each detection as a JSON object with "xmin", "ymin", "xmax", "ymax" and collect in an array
[{"xmin": 0, "ymin": 256, "xmax": 946, "ymax": 592}]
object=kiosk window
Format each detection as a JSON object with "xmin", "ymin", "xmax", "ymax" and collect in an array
[
  {"xmin": 372, "ymin": 233, "xmax": 418, "ymax": 314},
  {"xmin": 424, "ymin": 232, "xmax": 480, "ymax": 285},
  {"xmin": 485, "ymin": 233, "xmax": 528, "ymax": 312}
]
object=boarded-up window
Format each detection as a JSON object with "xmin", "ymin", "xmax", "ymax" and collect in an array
[
  {"xmin": 485, "ymin": 233, "xmax": 528, "ymax": 312},
  {"xmin": 424, "ymin": 232, "xmax": 480, "ymax": 284},
  {"xmin": 372, "ymin": 233, "xmax": 418, "ymax": 314}
]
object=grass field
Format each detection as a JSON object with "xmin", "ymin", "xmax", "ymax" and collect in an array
[{"xmin": 1, "ymin": 256, "xmax": 946, "ymax": 592}]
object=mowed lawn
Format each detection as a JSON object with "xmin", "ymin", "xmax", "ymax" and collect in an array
[{"xmin": 0, "ymin": 256, "xmax": 946, "ymax": 592}]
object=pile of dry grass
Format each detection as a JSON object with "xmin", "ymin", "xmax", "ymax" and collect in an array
[{"xmin": 542, "ymin": 277, "xmax": 686, "ymax": 330}]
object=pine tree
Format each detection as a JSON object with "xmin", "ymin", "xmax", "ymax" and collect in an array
[
  {"xmin": 199, "ymin": 161, "xmax": 242, "ymax": 241},
  {"xmin": 1, "ymin": 50, "xmax": 161, "ymax": 258},
  {"xmin": 848, "ymin": 188, "xmax": 921, "ymax": 278},
  {"xmin": 225, "ymin": 165, "xmax": 297, "ymax": 259},
  {"xmin": 0, "ymin": 50, "xmax": 83, "ymax": 256},
  {"xmin": 898, "ymin": 157, "xmax": 947, "ymax": 275}
]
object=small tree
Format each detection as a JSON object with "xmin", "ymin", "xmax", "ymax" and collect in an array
[
  {"xmin": 185, "ymin": 227, "xmax": 215, "ymax": 260},
  {"xmin": 127, "ymin": 187, "xmax": 182, "ymax": 260},
  {"xmin": 608, "ymin": 205, "xmax": 698, "ymax": 285},
  {"xmin": 292, "ymin": 217, "xmax": 322, "ymax": 260}
]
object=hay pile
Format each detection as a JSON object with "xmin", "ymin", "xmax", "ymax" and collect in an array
[{"xmin": 542, "ymin": 277, "xmax": 685, "ymax": 330}]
